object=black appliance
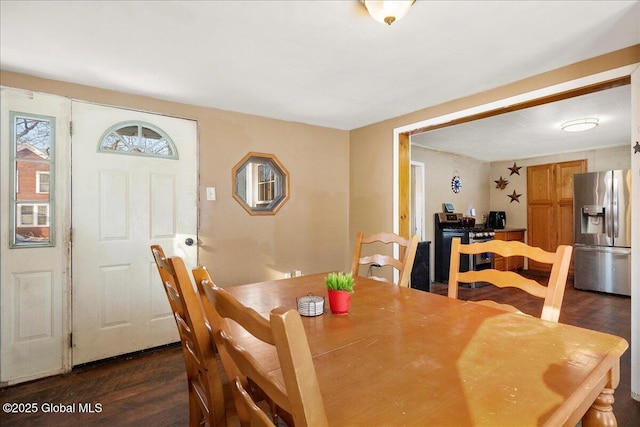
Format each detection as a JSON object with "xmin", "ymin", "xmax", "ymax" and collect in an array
[
  {"xmin": 434, "ymin": 213, "xmax": 495, "ymax": 287},
  {"xmin": 487, "ymin": 211, "xmax": 506, "ymax": 229},
  {"xmin": 410, "ymin": 241, "xmax": 431, "ymax": 292}
]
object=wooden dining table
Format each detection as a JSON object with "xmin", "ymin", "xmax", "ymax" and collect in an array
[{"xmin": 225, "ymin": 273, "xmax": 628, "ymax": 427}]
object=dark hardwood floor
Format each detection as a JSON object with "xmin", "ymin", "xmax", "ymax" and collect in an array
[
  {"xmin": 1, "ymin": 275, "xmax": 638, "ymax": 426},
  {"xmin": 0, "ymin": 343, "xmax": 189, "ymax": 426}
]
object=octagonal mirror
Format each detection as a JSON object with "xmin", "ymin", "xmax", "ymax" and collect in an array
[{"xmin": 232, "ymin": 152, "xmax": 290, "ymax": 215}]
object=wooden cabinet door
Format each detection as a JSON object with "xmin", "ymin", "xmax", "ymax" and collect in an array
[
  {"xmin": 527, "ymin": 160, "xmax": 586, "ymax": 272},
  {"xmin": 506, "ymin": 230, "xmax": 525, "ymax": 270},
  {"xmin": 528, "ymin": 165, "xmax": 554, "ymax": 203},
  {"xmin": 494, "ymin": 230, "xmax": 525, "ymax": 271},
  {"xmin": 557, "ymin": 161, "xmax": 586, "ymax": 249}
]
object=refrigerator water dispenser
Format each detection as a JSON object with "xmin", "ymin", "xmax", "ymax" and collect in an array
[{"xmin": 581, "ymin": 205, "xmax": 605, "ymax": 234}]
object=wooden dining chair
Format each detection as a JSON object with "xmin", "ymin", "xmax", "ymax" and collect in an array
[
  {"xmin": 447, "ymin": 237, "xmax": 573, "ymax": 322},
  {"xmin": 199, "ymin": 278, "xmax": 329, "ymax": 427},
  {"xmin": 351, "ymin": 231, "xmax": 419, "ymax": 287},
  {"xmin": 193, "ymin": 266, "xmax": 280, "ymax": 427},
  {"xmin": 234, "ymin": 378, "xmax": 276, "ymax": 427},
  {"xmin": 150, "ymin": 245, "xmax": 226, "ymax": 427}
]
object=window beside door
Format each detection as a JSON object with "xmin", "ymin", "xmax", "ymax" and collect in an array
[{"xmin": 10, "ymin": 113, "xmax": 55, "ymax": 247}]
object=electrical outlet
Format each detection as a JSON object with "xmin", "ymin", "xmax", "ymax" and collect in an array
[
  {"xmin": 293, "ymin": 270, "xmax": 302, "ymax": 277},
  {"xmin": 284, "ymin": 272, "xmax": 291, "ymax": 278}
]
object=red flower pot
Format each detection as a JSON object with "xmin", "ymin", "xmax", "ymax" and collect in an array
[{"xmin": 328, "ymin": 289, "xmax": 351, "ymax": 315}]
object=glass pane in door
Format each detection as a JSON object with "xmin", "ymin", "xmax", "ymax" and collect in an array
[{"xmin": 11, "ymin": 113, "xmax": 54, "ymax": 247}]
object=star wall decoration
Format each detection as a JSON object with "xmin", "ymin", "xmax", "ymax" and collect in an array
[
  {"xmin": 494, "ymin": 176, "xmax": 509, "ymax": 190},
  {"xmin": 508, "ymin": 162, "xmax": 522, "ymax": 176},
  {"xmin": 634, "ymin": 141, "xmax": 640, "ymax": 154},
  {"xmin": 508, "ymin": 190, "xmax": 522, "ymax": 203}
]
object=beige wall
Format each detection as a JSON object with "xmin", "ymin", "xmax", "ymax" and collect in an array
[
  {"xmin": 411, "ymin": 148, "xmax": 491, "ymax": 227},
  {"xmin": 348, "ymin": 122, "xmax": 395, "ymax": 241},
  {"xmin": 411, "ymin": 147, "xmax": 490, "ymax": 281},
  {"xmin": 0, "ymin": 71, "xmax": 350, "ymax": 285}
]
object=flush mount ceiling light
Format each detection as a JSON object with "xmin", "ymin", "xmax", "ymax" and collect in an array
[
  {"xmin": 360, "ymin": 0, "xmax": 416, "ymax": 25},
  {"xmin": 560, "ymin": 118, "xmax": 599, "ymax": 132}
]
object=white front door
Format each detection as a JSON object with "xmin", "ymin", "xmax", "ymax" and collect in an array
[
  {"xmin": 0, "ymin": 89, "xmax": 71, "ymax": 385},
  {"xmin": 71, "ymin": 102, "xmax": 198, "ymax": 365}
]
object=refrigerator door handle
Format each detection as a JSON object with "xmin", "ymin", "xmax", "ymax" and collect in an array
[{"xmin": 612, "ymin": 175, "xmax": 619, "ymax": 239}]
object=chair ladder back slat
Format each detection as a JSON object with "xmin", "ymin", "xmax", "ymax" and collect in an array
[
  {"xmin": 205, "ymin": 284, "xmax": 275, "ymax": 345},
  {"xmin": 359, "ymin": 254, "xmax": 404, "ymax": 271},
  {"xmin": 456, "ymin": 270, "xmax": 548, "ymax": 298},
  {"xmin": 174, "ymin": 315, "xmax": 204, "ymax": 369},
  {"xmin": 361, "ymin": 232, "xmax": 410, "ymax": 245},
  {"xmin": 369, "ymin": 275, "xmax": 392, "ymax": 283},
  {"xmin": 217, "ymin": 329, "xmax": 291, "ymax": 414},
  {"xmin": 234, "ymin": 378, "xmax": 276, "ymax": 427},
  {"xmin": 459, "ymin": 240, "xmax": 557, "ymax": 264},
  {"xmin": 164, "ymin": 282, "xmax": 186, "ymax": 312}
]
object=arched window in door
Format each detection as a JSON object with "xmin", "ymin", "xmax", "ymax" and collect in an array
[{"xmin": 98, "ymin": 121, "xmax": 178, "ymax": 159}]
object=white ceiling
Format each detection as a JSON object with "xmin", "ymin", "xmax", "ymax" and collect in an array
[
  {"xmin": 1, "ymin": 1, "xmax": 638, "ymax": 140},
  {"xmin": 411, "ymin": 84, "xmax": 632, "ymax": 162}
]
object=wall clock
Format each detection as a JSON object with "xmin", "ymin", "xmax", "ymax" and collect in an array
[{"xmin": 451, "ymin": 174, "xmax": 462, "ymax": 193}]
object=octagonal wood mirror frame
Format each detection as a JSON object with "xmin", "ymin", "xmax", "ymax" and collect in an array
[{"xmin": 232, "ymin": 152, "xmax": 290, "ymax": 215}]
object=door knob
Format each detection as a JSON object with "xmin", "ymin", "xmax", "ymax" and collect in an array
[{"xmin": 185, "ymin": 238, "xmax": 194, "ymax": 246}]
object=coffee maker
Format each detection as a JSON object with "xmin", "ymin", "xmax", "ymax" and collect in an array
[{"xmin": 487, "ymin": 211, "xmax": 506, "ymax": 229}]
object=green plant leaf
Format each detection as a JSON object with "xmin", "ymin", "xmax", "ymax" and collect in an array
[{"xmin": 324, "ymin": 272, "xmax": 354, "ymax": 293}]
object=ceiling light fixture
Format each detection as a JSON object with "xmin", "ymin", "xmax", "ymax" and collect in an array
[
  {"xmin": 560, "ymin": 118, "xmax": 599, "ymax": 132},
  {"xmin": 360, "ymin": 0, "xmax": 416, "ymax": 26}
]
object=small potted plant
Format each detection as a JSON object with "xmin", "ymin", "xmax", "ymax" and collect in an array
[{"xmin": 325, "ymin": 272, "xmax": 354, "ymax": 314}]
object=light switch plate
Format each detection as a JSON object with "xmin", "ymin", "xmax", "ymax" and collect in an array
[{"xmin": 206, "ymin": 187, "xmax": 216, "ymax": 201}]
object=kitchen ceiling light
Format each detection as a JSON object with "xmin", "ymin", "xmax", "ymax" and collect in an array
[
  {"xmin": 360, "ymin": 0, "xmax": 416, "ymax": 25},
  {"xmin": 560, "ymin": 118, "xmax": 599, "ymax": 132}
]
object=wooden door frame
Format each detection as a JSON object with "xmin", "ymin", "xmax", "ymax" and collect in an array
[{"xmin": 410, "ymin": 160, "xmax": 426, "ymax": 241}]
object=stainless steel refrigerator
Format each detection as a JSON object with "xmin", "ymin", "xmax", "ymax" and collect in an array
[{"xmin": 573, "ymin": 169, "xmax": 631, "ymax": 296}]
